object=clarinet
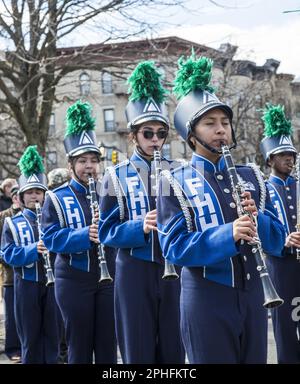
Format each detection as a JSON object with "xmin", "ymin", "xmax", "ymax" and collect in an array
[
  {"xmin": 295, "ymin": 154, "xmax": 300, "ymax": 261},
  {"xmin": 88, "ymin": 175, "xmax": 113, "ymax": 283},
  {"xmin": 221, "ymin": 145, "xmax": 283, "ymax": 308},
  {"xmin": 153, "ymin": 147, "xmax": 179, "ymax": 280},
  {"xmin": 35, "ymin": 202, "xmax": 55, "ymax": 287}
]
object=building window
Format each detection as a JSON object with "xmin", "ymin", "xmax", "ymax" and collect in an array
[
  {"xmin": 162, "ymin": 143, "xmax": 171, "ymax": 159},
  {"xmin": 79, "ymin": 72, "xmax": 91, "ymax": 96},
  {"xmin": 47, "ymin": 151, "xmax": 57, "ymax": 169},
  {"xmin": 104, "ymin": 109, "xmax": 115, "ymax": 132},
  {"xmin": 102, "ymin": 72, "xmax": 113, "ymax": 94},
  {"xmin": 49, "ymin": 113, "xmax": 55, "ymax": 136}
]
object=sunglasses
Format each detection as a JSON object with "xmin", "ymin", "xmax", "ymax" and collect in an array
[{"xmin": 140, "ymin": 130, "xmax": 168, "ymax": 140}]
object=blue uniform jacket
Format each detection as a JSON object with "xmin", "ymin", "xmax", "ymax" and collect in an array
[
  {"xmin": 267, "ymin": 174, "xmax": 297, "ymax": 256},
  {"xmin": 157, "ymin": 153, "xmax": 286, "ymax": 288},
  {"xmin": 41, "ymin": 178, "xmax": 98, "ymax": 272},
  {"xmin": 99, "ymin": 150, "xmax": 177, "ymax": 264},
  {"xmin": 1, "ymin": 208, "xmax": 45, "ymax": 282}
]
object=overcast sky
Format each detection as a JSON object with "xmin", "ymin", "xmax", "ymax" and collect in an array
[
  {"xmin": 161, "ymin": 0, "xmax": 300, "ymax": 78},
  {"xmin": 0, "ymin": 0, "xmax": 299, "ymax": 78}
]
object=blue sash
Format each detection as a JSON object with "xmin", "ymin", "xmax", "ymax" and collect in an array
[
  {"xmin": 267, "ymin": 182, "xmax": 289, "ymax": 235},
  {"xmin": 53, "ymin": 185, "xmax": 90, "ymax": 271},
  {"xmin": 10, "ymin": 214, "xmax": 38, "ymax": 281},
  {"xmin": 116, "ymin": 161, "xmax": 150, "ymax": 221},
  {"xmin": 173, "ymin": 164, "xmax": 225, "ymax": 231}
]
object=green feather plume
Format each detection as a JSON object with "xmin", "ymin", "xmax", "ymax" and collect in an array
[
  {"xmin": 262, "ymin": 103, "xmax": 292, "ymax": 137},
  {"xmin": 65, "ymin": 100, "xmax": 95, "ymax": 137},
  {"xmin": 173, "ymin": 51, "xmax": 214, "ymax": 99},
  {"xmin": 18, "ymin": 145, "xmax": 45, "ymax": 177},
  {"xmin": 127, "ymin": 61, "xmax": 167, "ymax": 103}
]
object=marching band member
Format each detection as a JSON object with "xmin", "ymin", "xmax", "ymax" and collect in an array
[
  {"xmin": 41, "ymin": 101, "xmax": 117, "ymax": 364},
  {"xmin": 260, "ymin": 104, "xmax": 300, "ymax": 364},
  {"xmin": 0, "ymin": 185, "xmax": 21, "ymax": 362},
  {"xmin": 1, "ymin": 146, "xmax": 59, "ymax": 364},
  {"xmin": 156, "ymin": 53, "xmax": 286, "ymax": 363},
  {"xmin": 99, "ymin": 61, "xmax": 184, "ymax": 364}
]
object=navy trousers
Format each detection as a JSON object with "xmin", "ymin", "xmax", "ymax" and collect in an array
[
  {"xmin": 54, "ymin": 255, "xmax": 117, "ymax": 364},
  {"xmin": 14, "ymin": 275, "xmax": 59, "ymax": 364},
  {"xmin": 3, "ymin": 285, "xmax": 21, "ymax": 358},
  {"xmin": 180, "ymin": 267, "xmax": 268, "ymax": 364},
  {"xmin": 267, "ymin": 255, "xmax": 300, "ymax": 364},
  {"xmin": 115, "ymin": 251, "xmax": 185, "ymax": 364}
]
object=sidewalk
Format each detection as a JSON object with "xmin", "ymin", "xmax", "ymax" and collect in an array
[{"xmin": 0, "ymin": 298, "xmax": 277, "ymax": 364}]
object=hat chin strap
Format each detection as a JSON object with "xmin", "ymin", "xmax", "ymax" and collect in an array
[
  {"xmin": 192, "ymin": 134, "xmax": 236, "ymax": 154},
  {"xmin": 136, "ymin": 145, "xmax": 151, "ymax": 158}
]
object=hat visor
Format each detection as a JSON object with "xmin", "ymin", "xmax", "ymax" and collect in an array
[
  {"xmin": 19, "ymin": 184, "xmax": 48, "ymax": 194},
  {"xmin": 190, "ymin": 102, "xmax": 233, "ymax": 128},
  {"xmin": 267, "ymin": 146, "xmax": 297, "ymax": 159},
  {"xmin": 67, "ymin": 146, "xmax": 100, "ymax": 158},
  {"xmin": 130, "ymin": 115, "xmax": 169, "ymax": 129}
]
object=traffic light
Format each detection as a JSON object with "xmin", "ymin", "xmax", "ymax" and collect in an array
[{"xmin": 111, "ymin": 150, "xmax": 119, "ymax": 165}]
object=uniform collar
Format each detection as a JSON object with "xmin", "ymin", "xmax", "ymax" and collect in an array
[
  {"xmin": 269, "ymin": 174, "xmax": 295, "ymax": 186},
  {"xmin": 191, "ymin": 152, "xmax": 226, "ymax": 174},
  {"xmin": 131, "ymin": 149, "xmax": 151, "ymax": 170},
  {"xmin": 23, "ymin": 208, "xmax": 37, "ymax": 220},
  {"xmin": 70, "ymin": 178, "xmax": 88, "ymax": 194}
]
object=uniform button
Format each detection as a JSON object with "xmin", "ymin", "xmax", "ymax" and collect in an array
[
  {"xmin": 286, "ymin": 187, "xmax": 290, "ymax": 191},
  {"xmin": 216, "ymin": 174, "xmax": 224, "ymax": 180},
  {"xmin": 224, "ymin": 188, "xmax": 230, "ymax": 193},
  {"xmin": 243, "ymin": 255, "xmax": 247, "ymax": 262},
  {"xmin": 287, "ymin": 196, "xmax": 292, "ymax": 200},
  {"xmin": 292, "ymin": 215, "xmax": 296, "ymax": 219},
  {"xmin": 246, "ymin": 273, "xmax": 251, "ymax": 280},
  {"xmin": 230, "ymin": 202, "xmax": 236, "ymax": 208},
  {"xmin": 289, "ymin": 205, "xmax": 294, "ymax": 210}
]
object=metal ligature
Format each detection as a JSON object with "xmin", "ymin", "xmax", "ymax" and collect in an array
[
  {"xmin": 88, "ymin": 175, "xmax": 113, "ymax": 283},
  {"xmin": 153, "ymin": 147, "xmax": 179, "ymax": 280},
  {"xmin": 295, "ymin": 154, "xmax": 300, "ymax": 261},
  {"xmin": 35, "ymin": 202, "xmax": 55, "ymax": 286},
  {"xmin": 221, "ymin": 144, "xmax": 283, "ymax": 308}
]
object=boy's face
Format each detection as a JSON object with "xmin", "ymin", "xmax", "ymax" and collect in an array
[{"xmin": 269, "ymin": 152, "xmax": 295, "ymax": 176}]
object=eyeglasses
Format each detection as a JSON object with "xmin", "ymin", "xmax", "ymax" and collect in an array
[{"xmin": 140, "ymin": 130, "xmax": 168, "ymax": 140}]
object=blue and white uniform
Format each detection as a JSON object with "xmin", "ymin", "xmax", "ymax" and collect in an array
[
  {"xmin": 99, "ymin": 150, "xmax": 185, "ymax": 364},
  {"xmin": 266, "ymin": 174, "xmax": 300, "ymax": 363},
  {"xmin": 41, "ymin": 178, "xmax": 117, "ymax": 364},
  {"xmin": 1, "ymin": 208, "xmax": 59, "ymax": 364},
  {"xmin": 157, "ymin": 153, "xmax": 286, "ymax": 364}
]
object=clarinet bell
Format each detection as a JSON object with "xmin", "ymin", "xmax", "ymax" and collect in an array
[
  {"xmin": 162, "ymin": 260, "xmax": 179, "ymax": 281},
  {"xmin": 45, "ymin": 269, "xmax": 55, "ymax": 287},
  {"xmin": 261, "ymin": 274, "xmax": 284, "ymax": 309},
  {"xmin": 99, "ymin": 261, "xmax": 113, "ymax": 284}
]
